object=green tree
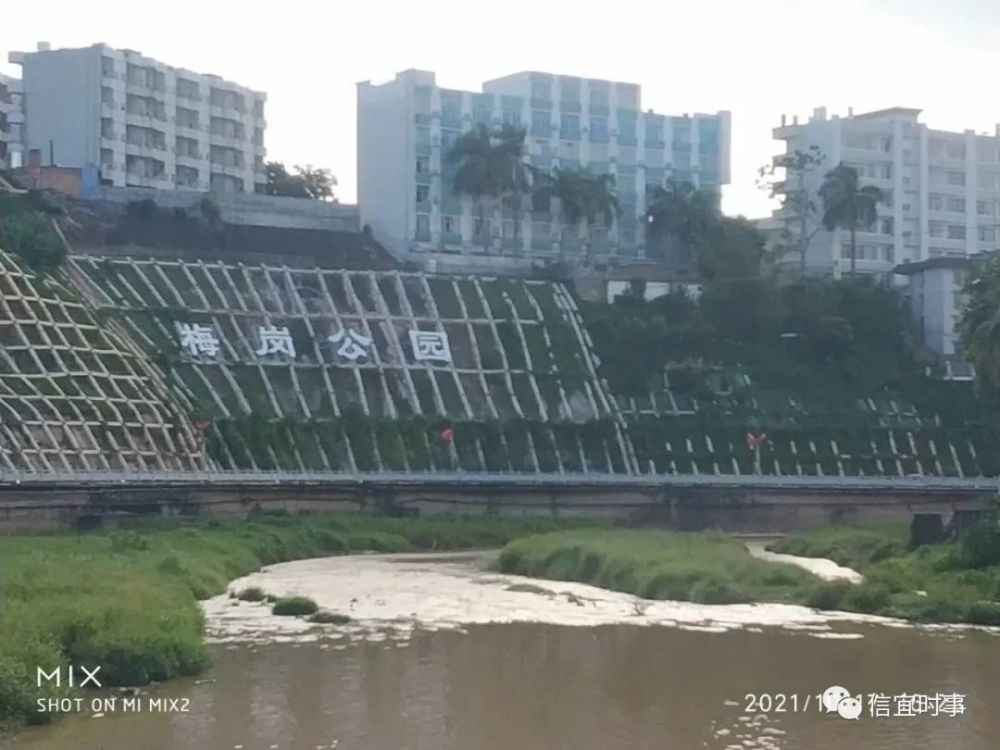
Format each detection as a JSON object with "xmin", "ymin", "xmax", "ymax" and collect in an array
[
  {"xmin": 645, "ymin": 183, "xmax": 764, "ymax": 279},
  {"xmin": 532, "ymin": 167, "xmax": 618, "ymax": 264},
  {"xmin": 0, "ymin": 212, "xmax": 65, "ymax": 273},
  {"xmin": 447, "ymin": 124, "xmax": 528, "ymax": 250},
  {"xmin": 261, "ymin": 162, "xmax": 337, "ymax": 201},
  {"xmin": 757, "ymin": 146, "xmax": 827, "ymax": 274},
  {"xmin": 961, "ymin": 253, "xmax": 1000, "ymax": 390},
  {"xmin": 819, "ymin": 163, "xmax": 883, "ymax": 277}
]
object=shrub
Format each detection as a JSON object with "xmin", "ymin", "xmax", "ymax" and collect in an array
[
  {"xmin": 843, "ymin": 583, "xmax": 891, "ymax": 614},
  {"xmin": 0, "ymin": 212, "xmax": 65, "ymax": 273},
  {"xmin": 309, "ymin": 610, "xmax": 351, "ymax": 625},
  {"xmin": 965, "ymin": 601, "xmax": 1000, "ymax": 626},
  {"xmin": 272, "ymin": 596, "xmax": 319, "ymax": 617},
  {"xmin": 689, "ymin": 576, "xmax": 746, "ymax": 604},
  {"xmin": 804, "ymin": 580, "xmax": 852, "ymax": 610},
  {"xmin": 956, "ymin": 520, "xmax": 1000, "ymax": 569},
  {"xmin": 236, "ymin": 586, "xmax": 267, "ymax": 602}
]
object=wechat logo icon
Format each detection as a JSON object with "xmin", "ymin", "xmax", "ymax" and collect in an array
[{"xmin": 822, "ymin": 685, "xmax": 862, "ymax": 720}]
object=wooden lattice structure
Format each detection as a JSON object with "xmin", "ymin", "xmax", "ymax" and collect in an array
[{"xmin": 0, "ymin": 252, "xmax": 202, "ymax": 471}]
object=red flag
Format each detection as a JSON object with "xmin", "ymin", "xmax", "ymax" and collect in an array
[
  {"xmin": 439, "ymin": 427, "xmax": 454, "ymax": 446},
  {"xmin": 192, "ymin": 420, "xmax": 212, "ymax": 435},
  {"xmin": 746, "ymin": 432, "xmax": 766, "ymax": 450}
]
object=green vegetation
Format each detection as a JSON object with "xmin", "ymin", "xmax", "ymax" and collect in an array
[
  {"xmin": 0, "ymin": 512, "xmax": 583, "ymax": 730},
  {"xmin": 309, "ymin": 610, "xmax": 352, "ymax": 625},
  {"xmin": 499, "ymin": 522, "xmax": 1000, "ymax": 627},
  {"xmin": 962, "ymin": 252, "xmax": 1000, "ymax": 392},
  {"xmin": 235, "ymin": 586, "xmax": 267, "ymax": 602},
  {"xmin": 770, "ymin": 520, "xmax": 1000, "ymax": 624},
  {"xmin": 272, "ymin": 596, "xmax": 319, "ymax": 616},
  {"xmin": 0, "ymin": 195, "xmax": 65, "ymax": 273},
  {"xmin": 497, "ymin": 528, "xmax": 820, "ymax": 605}
]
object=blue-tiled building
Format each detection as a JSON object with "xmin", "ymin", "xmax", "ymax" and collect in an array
[{"xmin": 358, "ymin": 70, "xmax": 731, "ymax": 270}]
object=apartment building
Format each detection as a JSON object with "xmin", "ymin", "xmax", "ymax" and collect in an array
[
  {"xmin": 358, "ymin": 69, "xmax": 731, "ymax": 267},
  {"xmin": 0, "ymin": 72, "xmax": 23, "ymax": 169},
  {"xmin": 771, "ymin": 106, "xmax": 1000, "ymax": 277},
  {"xmin": 9, "ymin": 42, "xmax": 266, "ymax": 193}
]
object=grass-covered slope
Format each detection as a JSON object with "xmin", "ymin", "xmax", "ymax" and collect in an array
[{"xmin": 70, "ymin": 256, "xmax": 630, "ymax": 474}]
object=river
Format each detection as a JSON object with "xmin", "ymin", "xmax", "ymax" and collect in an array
[{"xmin": 7, "ymin": 552, "xmax": 999, "ymax": 749}]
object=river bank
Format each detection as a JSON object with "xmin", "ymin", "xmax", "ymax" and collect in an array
[
  {"xmin": 495, "ymin": 524, "xmax": 1000, "ymax": 627},
  {"xmin": 0, "ymin": 512, "xmax": 580, "ymax": 730}
]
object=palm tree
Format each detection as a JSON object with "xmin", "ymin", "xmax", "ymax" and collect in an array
[
  {"xmin": 819, "ymin": 163, "xmax": 883, "ymax": 277},
  {"xmin": 579, "ymin": 173, "xmax": 619, "ymax": 264},
  {"xmin": 492, "ymin": 125, "xmax": 530, "ymax": 250},
  {"xmin": 532, "ymin": 167, "xmax": 618, "ymax": 263},
  {"xmin": 446, "ymin": 124, "xmax": 527, "ymax": 251}
]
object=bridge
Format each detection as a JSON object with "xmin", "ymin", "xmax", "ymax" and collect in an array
[{"xmin": 1, "ymin": 469, "xmax": 995, "ymax": 531}]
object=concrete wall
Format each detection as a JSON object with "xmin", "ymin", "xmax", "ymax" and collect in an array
[
  {"xmin": 0, "ymin": 481, "xmax": 990, "ymax": 533},
  {"xmin": 20, "ymin": 46, "xmax": 101, "ymax": 170},
  {"xmin": 85, "ymin": 185, "xmax": 360, "ymax": 232}
]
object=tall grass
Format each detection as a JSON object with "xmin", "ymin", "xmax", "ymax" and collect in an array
[
  {"xmin": 0, "ymin": 512, "xmax": 581, "ymax": 729},
  {"xmin": 497, "ymin": 529, "xmax": 820, "ymax": 605},
  {"xmin": 770, "ymin": 522, "xmax": 1000, "ymax": 625}
]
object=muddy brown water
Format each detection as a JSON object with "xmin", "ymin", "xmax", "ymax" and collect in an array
[{"xmin": 6, "ymin": 553, "xmax": 999, "ymax": 750}]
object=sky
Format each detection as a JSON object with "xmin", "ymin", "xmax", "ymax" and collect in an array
[{"xmin": 5, "ymin": 0, "xmax": 1000, "ymax": 219}]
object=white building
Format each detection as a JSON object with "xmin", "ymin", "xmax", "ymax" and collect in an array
[
  {"xmin": 0, "ymin": 72, "xmax": 23, "ymax": 169},
  {"xmin": 771, "ymin": 107, "xmax": 1000, "ymax": 277},
  {"xmin": 896, "ymin": 256, "xmax": 978, "ymax": 358},
  {"xmin": 358, "ymin": 69, "xmax": 731, "ymax": 269},
  {"xmin": 9, "ymin": 42, "xmax": 266, "ymax": 193}
]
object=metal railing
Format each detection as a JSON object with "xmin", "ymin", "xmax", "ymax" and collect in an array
[{"xmin": 0, "ymin": 469, "xmax": 995, "ymax": 493}]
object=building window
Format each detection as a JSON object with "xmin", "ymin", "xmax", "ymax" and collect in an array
[
  {"xmin": 416, "ymin": 184, "xmax": 430, "ymax": 204},
  {"xmin": 101, "ymin": 55, "xmax": 116, "ymax": 77},
  {"xmin": 442, "ymin": 216, "xmax": 457, "ymax": 235},
  {"xmin": 929, "ymin": 194, "xmax": 943, "ymax": 211},
  {"xmin": 589, "ymin": 84, "xmax": 609, "ymax": 108},
  {"xmin": 946, "ymin": 143, "xmax": 966, "ymax": 160},
  {"xmin": 878, "ymin": 217, "xmax": 894, "ymax": 235},
  {"xmin": 502, "ymin": 110, "xmax": 521, "ymax": 127},
  {"xmin": 415, "ymin": 214, "xmax": 430, "ymax": 240},
  {"xmin": 531, "ymin": 79, "xmax": 550, "ymax": 101},
  {"xmin": 946, "ymin": 196, "xmax": 966, "ymax": 213},
  {"xmin": 978, "ymin": 200, "xmax": 994, "ymax": 216},
  {"xmin": 176, "ymin": 107, "xmax": 199, "ymax": 130},
  {"xmin": 560, "ymin": 113, "xmax": 580, "ymax": 140},
  {"xmin": 643, "ymin": 118, "xmax": 663, "ymax": 147},
  {"xmin": 617, "ymin": 114, "xmax": 637, "ymax": 146},
  {"xmin": 979, "ymin": 226, "xmax": 996, "ymax": 242},
  {"xmin": 947, "ymin": 225, "xmax": 966, "ymax": 240},
  {"xmin": 531, "ymin": 110, "xmax": 550, "ymax": 137},
  {"xmin": 101, "ymin": 117, "xmax": 114, "ymax": 139},
  {"xmin": 589, "ymin": 117, "xmax": 608, "ymax": 143},
  {"xmin": 176, "ymin": 78, "xmax": 200, "ymax": 102},
  {"xmin": 101, "ymin": 86, "xmax": 114, "ymax": 106},
  {"xmin": 946, "ymin": 171, "xmax": 966, "ymax": 186},
  {"xmin": 416, "ymin": 156, "xmax": 429, "ymax": 175},
  {"xmin": 929, "ymin": 221, "xmax": 945, "ymax": 237}
]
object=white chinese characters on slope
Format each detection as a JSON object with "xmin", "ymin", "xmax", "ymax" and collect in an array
[
  {"xmin": 328, "ymin": 328, "xmax": 372, "ymax": 361},
  {"xmin": 255, "ymin": 326, "xmax": 296, "ymax": 359},
  {"xmin": 409, "ymin": 329, "xmax": 451, "ymax": 363},
  {"xmin": 176, "ymin": 323, "xmax": 451, "ymax": 364},
  {"xmin": 176, "ymin": 323, "xmax": 220, "ymax": 358}
]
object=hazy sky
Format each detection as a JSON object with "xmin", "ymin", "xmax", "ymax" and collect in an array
[{"xmin": 5, "ymin": 0, "xmax": 1000, "ymax": 218}]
